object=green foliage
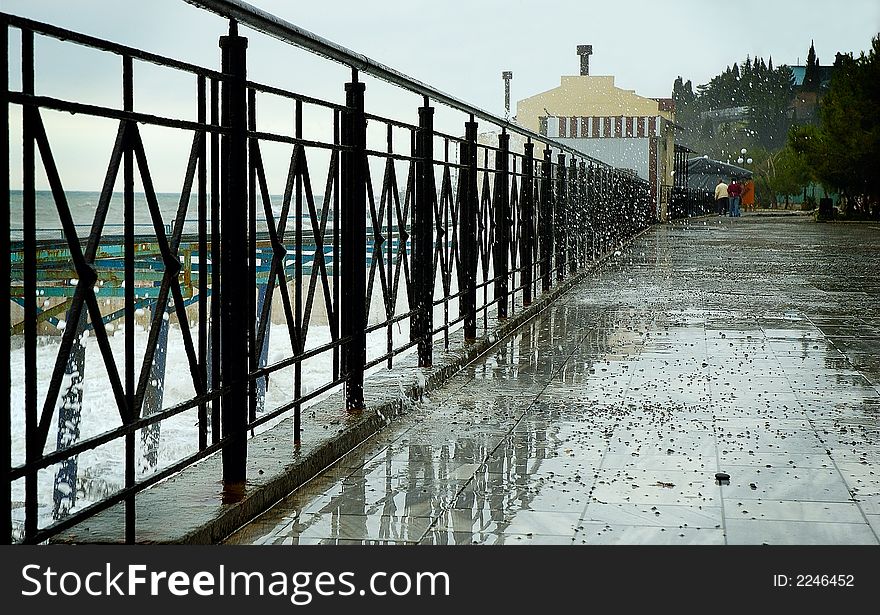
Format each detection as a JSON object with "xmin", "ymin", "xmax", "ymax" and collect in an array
[
  {"xmin": 672, "ymin": 54, "xmax": 795, "ymax": 156},
  {"xmin": 774, "ymin": 146, "xmax": 812, "ymax": 198},
  {"xmin": 750, "ymin": 145, "xmax": 811, "ymax": 207},
  {"xmin": 790, "ymin": 35, "xmax": 880, "ymax": 218},
  {"xmin": 803, "ymin": 41, "xmax": 820, "ymax": 91}
]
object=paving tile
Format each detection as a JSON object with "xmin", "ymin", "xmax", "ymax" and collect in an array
[
  {"xmin": 606, "ymin": 432, "xmax": 718, "ymax": 459},
  {"xmin": 476, "ymin": 533, "xmax": 579, "ymax": 545},
  {"xmin": 591, "ymin": 468, "xmax": 721, "ymax": 506},
  {"xmin": 574, "ymin": 525, "xmax": 725, "ymax": 545},
  {"xmin": 724, "ymin": 519, "xmax": 878, "ymax": 545},
  {"xmin": 718, "ymin": 466, "xmax": 854, "ymax": 502},
  {"xmin": 601, "ymin": 451, "xmax": 714, "ymax": 472},
  {"xmin": 495, "ymin": 510, "xmax": 584, "ymax": 535},
  {"xmin": 835, "ymin": 462, "xmax": 880, "ymax": 496},
  {"xmin": 721, "ymin": 499, "xmax": 865, "ymax": 523},
  {"xmin": 582, "ymin": 502, "xmax": 722, "ymax": 528},
  {"xmin": 718, "ymin": 450, "xmax": 833, "ymax": 469},
  {"xmin": 865, "ymin": 514, "xmax": 880, "ymax": 538},
  {"xmin": 252, "ymin": 511, "xmax": 437, "ymax": 543}
]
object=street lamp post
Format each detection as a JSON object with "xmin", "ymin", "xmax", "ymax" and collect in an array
[{"xmin": 737, "ymin": 148, "xmax": 752, "ymax": 165}]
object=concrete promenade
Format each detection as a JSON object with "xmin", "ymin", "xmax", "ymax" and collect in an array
[{"xmin": 226, "ymin": 215, "xmax": 880, "ymax": 545}]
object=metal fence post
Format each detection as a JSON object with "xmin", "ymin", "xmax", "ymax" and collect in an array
[
  {"xmin": 578, "ymin": 160, "xmax": 587, "ymax": 270},
  {"xmin": 1, "ymin": 19, "xmax": 11, "ymax": 545},
  {"xmin": 588, "ymin": 164, "xmax": 597, "ymax": 262},
  {"xmin": 611, "ymin": 171, "xmax": 618, "ymax": 248},
  {"xmin": 613, "ymin": 172, "xmax": 622, "ymax": 247},
  {"xmin": 413, "ymin": 96, "xmax": 434, "ymax": 366},
  {"xmin": 572, "ymin": 160, "xmax": 577, "ymax": 258},
  {"xmin": 540, "ymin": 147, "xmax": 553, "ymax": 291},
  {"xmin": 341, "ymin": 70, "xmax": 367, "ymax": 407},
  {"xmin": 600, "ymin": 167, "xmax": 608, "ymax": 256},
  {"xmin": 521, "ymin": 140, "xmax": 534, "ymax": 306},
  {"xmin": 460, "ymin": 117, "xmax": 478, "ymax": 339},
  {"xmin": 555, "ymin": 153, "xmax": 567, "ymax": 280},
  {"xmin": 219, "ymin": 20, "xmax": 248, "ymax": 485},
  {"xmin": 494, "ymin": 130, "xmax": 510, "ymax": 318}
]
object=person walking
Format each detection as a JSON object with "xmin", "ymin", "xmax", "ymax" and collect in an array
[
  {"xmin": 742, "ymin": 179, "xmax": 755, "ymax": 212},
  {"xmin": 728, "ymin": 177, "xmax": 742, "ymax": 217},
  {"xmin": 714, "ymin": 178, "xmax": 729, "ymax": 216}
]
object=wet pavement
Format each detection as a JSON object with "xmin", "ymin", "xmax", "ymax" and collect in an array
[{"xmin": 225, "ymin": 216, "xmax": 880, "ymax": 545}]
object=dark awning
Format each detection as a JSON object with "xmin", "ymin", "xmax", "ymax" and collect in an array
[{"xmin": 686, "ymin": 156, "xmax": 753, "ymax": 191}]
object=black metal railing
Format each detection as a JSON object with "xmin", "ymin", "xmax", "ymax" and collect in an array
[
  {"xmin": 3, "ymin": 0, "xmax": 653, "ymax": 544},
  {"xmin": 667, "ymin": 143, "xmax": 712, "ymax": 219},
  {"xmin": 667, "ymin": 185, "xmax": 714, "ymax": 219}
]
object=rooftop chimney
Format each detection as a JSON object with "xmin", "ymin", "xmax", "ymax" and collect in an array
[
  {"xmin": 577, "ymin": 45, "xmax": 593, "ymax": 76},
  {"xmin": 502, "ymin": 71, "xmax": 513, "ymax": 120}
]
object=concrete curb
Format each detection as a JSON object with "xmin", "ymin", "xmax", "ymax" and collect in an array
[{"xmin": 52, "ymin": 227, "xmax": 651, "ymax": 544}]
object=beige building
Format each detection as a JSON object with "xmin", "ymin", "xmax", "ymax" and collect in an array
[{"xmin": 516, "ymin": 49, "xmax": 677, "ymax": 220}]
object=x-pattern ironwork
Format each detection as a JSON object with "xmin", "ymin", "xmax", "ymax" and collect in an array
[
  {"xmin": 477, "ymin": 151, "xmax": 495, "ymax": 291},
  {"xmin": 4, "ymin": 7, "xmax": 659, "ymax": 545},
  {"xmin": 32, "ymin": 115, "xmax": 207, "ymax": 454},
  {"xmin": 508, "ymin": 157, "xmax": 521, "ymax": 293},
  {"xmin": 434, "ymin": 162, "xmax": 454, "ymax": 305},
  {"xmin": 366, "ymin": 147, "xmax": 415, "ymax": 322},
  {"xmin": 366, "ymin": 157, "xmax": 393, "ymax": 321}
]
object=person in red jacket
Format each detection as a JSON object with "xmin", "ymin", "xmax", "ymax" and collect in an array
[{"xmin": 728, "ymin": 178, "xmax": 743, "ymax": 217}]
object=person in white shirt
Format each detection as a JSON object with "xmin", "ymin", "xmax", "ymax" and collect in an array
[{"xmin": 714, "ymin": 178, "xmax": 729, "ymax": 216}]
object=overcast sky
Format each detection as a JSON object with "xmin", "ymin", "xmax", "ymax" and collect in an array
[
  {"xmin": 4, "ymin": 0, "xmax": 879, "ymax": 190},
  {"xmin": 7, "ymin": 0, "xmax": 878, "ymax": 103}
]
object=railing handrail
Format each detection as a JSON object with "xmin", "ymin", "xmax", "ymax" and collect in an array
[
  {"xmin": 0, "ymin": 11, "xmax": 224, "ymax": 81},
  {"xmin": 182, "ymin": 0, "xmax": 613, "ymax": 169},
  {"xmin": 3, "ymin": 2, "xmax": 665, "ymax": 545}
]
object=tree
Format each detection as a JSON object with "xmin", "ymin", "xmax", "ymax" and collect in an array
[
  {"xmin": 749, "ymin": 63, "xmax": 795, "ymax": 150},
  {"xmin": 790, "ymin": 35, "xmax": 880, "ymax": 218},
  {"xmin": 774, "ymin": 146, "xmax": 812, "ymax": 207},
  {"xmin": 672, "ymin": 76, "xmax": 696, "ymax": 120},
  {"xmin": 672, "ymin": 75, "xmax": 699, "ymax": 145},
  {"xmin": 803, "ymin": 40, "xmax": 820, "ymax": 91},
  {"xmin": 750, "ymin": 145, "xmax": 810, "ymax": 208},
  {"xmin": 671, "ymin": 55, "xmax": 795, "ymax": 156}
]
